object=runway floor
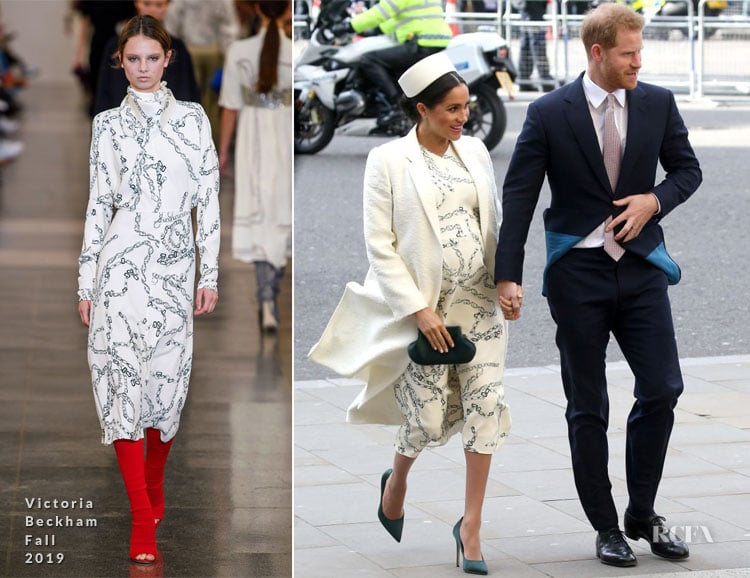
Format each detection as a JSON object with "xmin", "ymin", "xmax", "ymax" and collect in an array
[{"xmin": 0, "ymin": 82, "xmax": 292, "ymax": 577}]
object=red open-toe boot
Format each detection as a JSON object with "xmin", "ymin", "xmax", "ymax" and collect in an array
[
  {"xmin": 114, "ymin": 439, "xmax": 158, "ymax": 565},
  {"xmin": 145, "ymin": 428, "xmax": 173, "ymax": 529}
]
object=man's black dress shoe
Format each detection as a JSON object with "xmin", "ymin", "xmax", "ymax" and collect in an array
[
  {"xmin": 596, "ymin": 528, "xmax": 637, "ymax": 567},
  {"xmin": 624, "ymin": 510, "xmax": 690, "ymax": 560}
]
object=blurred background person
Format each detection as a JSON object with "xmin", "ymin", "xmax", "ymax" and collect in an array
[
  {"xmin": 219, "ymin": 0, "xmax": 292, "ymax": 333},
  {"xmin": 164, "ymin": 0, "xmax": 240, "ymax": 144},
  {"xmin": 0, "ymin": 7, "xmax": 28, "ymax": 165},
  {"xmin": 72, "ymin": 0, "xmax": 135, "ymax": 116},
  {"xmin": 331, "ymin": 0, "xmax": 454, "ymax": 128},
  {"xmin": 68, "ymin": 1, "xmax": 94, "ymax": 111},
  {"xmin": 516, "ymin": 0, "xmax": 556, "ymax": 92},
  {"xmin": 91, "ymin": 0, "xmax": 200, "ymax": 116}
]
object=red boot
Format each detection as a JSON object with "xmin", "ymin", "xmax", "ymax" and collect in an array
[
  {"xmin": 145, "ymin": 428, "xmax": 173, "ymax": 528},
  {"xmin": 114, "ymin": 439, "xmax": 157, "ymax": 565}
]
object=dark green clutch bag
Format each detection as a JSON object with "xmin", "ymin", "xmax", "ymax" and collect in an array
[{"xmin": 407, "ymin": 326, "xmax": 476, "ymax": 365}]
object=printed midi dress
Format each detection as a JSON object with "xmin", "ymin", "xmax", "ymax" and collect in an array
[
  {"xmin": 393, "ymin": 145, "xmax": 511, "ymax": 458},
  {"xmin": 78, "ymin": 83, "xmax": 220, "ymax": 445}
]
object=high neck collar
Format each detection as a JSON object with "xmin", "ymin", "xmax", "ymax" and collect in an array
[
  {"xmin": 127, "ymin": 81, "xmax": 169, "ymax": 103},
  {"xmin": 123, "ymin": 82, "xmax": 176, "ymax": 129}
]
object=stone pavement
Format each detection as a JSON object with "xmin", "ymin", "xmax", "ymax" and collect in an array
[{"xmin": 294, "ymin": 355, "xmax": 750, "ymax": 578}]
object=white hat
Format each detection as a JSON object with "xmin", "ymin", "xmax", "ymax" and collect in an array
[{"xmin": 398, "ymin": 52, "xmax": 457, "ymax": 98}]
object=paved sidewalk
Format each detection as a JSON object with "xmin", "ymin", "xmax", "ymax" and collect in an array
[{"xmin": 294, "ymin": 355, "xmax": 750, "ymax": 578}]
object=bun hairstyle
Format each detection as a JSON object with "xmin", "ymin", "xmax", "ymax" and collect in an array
[
  {"xmin": 400, "ymin": 71, "xmax": 467, "ymax": 125},
  {"xmin": 114, "ymin": 15, "xmax": 173, "ymax": 67}
]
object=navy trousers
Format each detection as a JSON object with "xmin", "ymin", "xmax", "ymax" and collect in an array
[{"xmin": 546, "ymin": 248, "xmax": 684, "ymax": 530}]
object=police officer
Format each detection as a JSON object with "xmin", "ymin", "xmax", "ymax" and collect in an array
[{"xmin": 333, "ymin": 0, "xmax": 453, "ymax": 126}]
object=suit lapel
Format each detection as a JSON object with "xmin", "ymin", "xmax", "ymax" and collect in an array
[
  {"xmin": 402, "ymin": 128, "xmax": 441, "ymax": 242},
  {"xmin": 563, "ymin": 77, "xmax": 613, "ymax": 194}
]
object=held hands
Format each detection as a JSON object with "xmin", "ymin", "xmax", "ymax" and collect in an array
[
  {"xmin": 607, "ymin": 193, "xmax": 659, "ymax": 243},
  {"xmin": 415, "ymin": 308, "xmax": 454, "ymax": 353},
  {"xmin": 497, "ymin": 282, "xmax": 523, "ymax": 321},
  {"xmin": 194, "ymin": 288, "xmax": 218, "ymax": 316}
]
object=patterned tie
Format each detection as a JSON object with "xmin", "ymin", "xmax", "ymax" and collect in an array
[{"xmin": 603, "ymin": 94, "xmax": 625, "ymax": 261}]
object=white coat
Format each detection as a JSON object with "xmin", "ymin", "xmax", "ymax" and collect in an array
[{"xmin": 308, "ymin": 128, "xmax": 501, "ymax": 425}]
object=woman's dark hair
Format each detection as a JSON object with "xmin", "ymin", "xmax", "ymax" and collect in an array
[
  {"xmin": 256, "ymin": 1, "xmax": 290, "ymax": 93},
  {"xmin": 400, "ymin": 71, "xmax": 467, "ymax": 124},
  {"xmin": 113, "ymin": 15, "xmax": 173, "ymax": 67}
]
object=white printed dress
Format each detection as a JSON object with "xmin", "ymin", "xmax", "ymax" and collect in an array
[
  {"xmin": 218, "ymin": 27, "xmax": 292, "ymax": 268},
  {"xmin": 78, "ymin": 83, "xmax": 220, "ymax": 445},
  {"xmin": 394, "ymin": 145, "xmax": 511, "ymax": 458}
]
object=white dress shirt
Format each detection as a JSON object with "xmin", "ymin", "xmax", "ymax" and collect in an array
[{"xmin": 573, "ymin": 74, "xmax": 627, "ymax": 249}]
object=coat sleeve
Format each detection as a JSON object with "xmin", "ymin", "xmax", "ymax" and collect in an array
[
  {"xmin": 78, "ymin": 114, "xmax": 117, "ymax": 301},
  {"xmin": 651, "ymin": 91, "xmax": 702, "ymax": 219},
  {"xmin": 194, "ymin": 109, "xmax": 221, "ymax": 292},
  {"xmin": 363, "ymin": 146, "xmax": 429, "ymax": 320},
  {"xmin": 495, "ymin": 102, "xmax": 548, "ymax": 285}
]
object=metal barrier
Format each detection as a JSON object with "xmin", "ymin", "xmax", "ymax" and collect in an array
[
  {"xmin": 290, "ymin": 0, "xmax": 750, "ymax": 96},
  {"xmin": 446, "ymin": 0, "xmax": 750, "ymax": 97},
  {"xmin": 696, "ymin": 0, "xmax": 750, "ymax": 96}
]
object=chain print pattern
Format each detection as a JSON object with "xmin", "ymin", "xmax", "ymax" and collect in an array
[
  {"xmin": 79, "ymin": 84, "xmax": 220, "ymax": 444},
  {"xmin": 393, "ymin": 146, "xmax": 511, "ymax": 457}
]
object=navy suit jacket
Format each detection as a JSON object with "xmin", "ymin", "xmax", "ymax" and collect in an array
[{"xmin": 495, "ymin": 73, "xmax": 702, "ymax": 294}]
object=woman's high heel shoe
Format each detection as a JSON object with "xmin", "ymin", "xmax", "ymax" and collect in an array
[
  {"xmin": 377, "ymin": 468, "xmax": 404, "ymax": 542},
  {"xmin": 453, "ymin": 517, "xmax": 488, "ymax": 575}
]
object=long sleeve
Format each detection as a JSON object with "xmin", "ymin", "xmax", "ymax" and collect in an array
[
  {"xmin": 351, "ymin": 1, "xmax": 393, "ymax": 33},
  {"xmin": 193, "ymin": 109, "xmax": 221, "ymax": 292},
  {"xmin": 78, "ymin": 114, "xmax": 118, "ymax": 301},
  {"xmin": 495, "ymin": 102, "xmax": 548, "ymax": 285},
  {"xmin": 651, "ymin": 92, "xmax": 702, "ymax": 219}
]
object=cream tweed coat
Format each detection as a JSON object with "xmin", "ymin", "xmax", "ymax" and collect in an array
[{"xmin": 309, "ymin": 128, "xmax": 501, "ymax": 425}]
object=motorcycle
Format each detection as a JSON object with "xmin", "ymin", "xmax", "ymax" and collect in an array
[
  {"xmin": 628, "ymin": 0, "xmax": 727, "ymax": 38},
  {"xmin": 294, "ymin": 0, "xmax": 517, "ymax": 155}
]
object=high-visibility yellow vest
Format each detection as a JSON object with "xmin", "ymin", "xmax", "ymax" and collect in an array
[{"xmin": 351, "ymin": 0, "xmax": 453, "ymax": 48}]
